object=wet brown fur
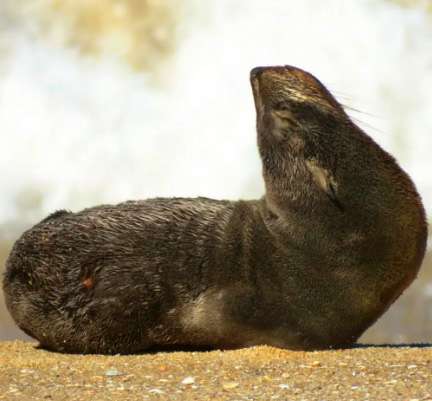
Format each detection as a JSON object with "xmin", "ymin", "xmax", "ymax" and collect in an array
[{"xmin": 3, "ymin": 66, "xmax": 427, "ymax": 354}]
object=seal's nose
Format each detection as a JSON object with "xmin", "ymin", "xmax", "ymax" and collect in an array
[{"xmin": 250, "ymin": 67, "xmax": 265, "ymax": 80}]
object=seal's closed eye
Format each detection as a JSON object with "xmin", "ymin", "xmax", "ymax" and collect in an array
[{"xmin": 273, "ymin": 101, "xmax": 289, "ymax": 111}]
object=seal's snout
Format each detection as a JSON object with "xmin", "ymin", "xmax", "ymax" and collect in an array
[
  {"xmin": 250, "ymin": 67, "xmax": 263, "ymax": 111},
  {"xmin": 250, "ymin": 66, "xmax": 298, "ymax": 89}
]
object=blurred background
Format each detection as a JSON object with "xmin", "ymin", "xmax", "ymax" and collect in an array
[{"xmin": 0, "ymin": 0, "xmax": 431, "ymax": 344}]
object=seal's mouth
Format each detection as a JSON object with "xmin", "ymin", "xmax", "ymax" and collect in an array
[
  {"xmin": 250, "ymin": 68, "xmax": 262, "ymax": 114},
  {"xmin": 250, "ymin": 66, "xmax": 266, "ymax": 81},
  {"xmin": 250, "ymin": 66, "xmax": 285, "ymax": 113},
  {"xmin": 250, "ymin": 66, "xmax": 277, "ymax": 114}
]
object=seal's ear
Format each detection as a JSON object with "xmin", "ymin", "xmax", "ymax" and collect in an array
[{"xmin": 305, "ymin": 159, "xmax": 344, "ymax": 212}]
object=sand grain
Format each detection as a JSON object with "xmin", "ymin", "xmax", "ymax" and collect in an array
[{"xmin": 0, "ymin": 341, "xmax": 431, "ymax": 400}]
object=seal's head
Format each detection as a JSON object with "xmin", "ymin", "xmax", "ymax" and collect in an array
[
  {"xmin": 250, "ymin": 65, "xmax": 351, "ymax": 215},
  {"xmin": 250, "ymin": 65, "xmax": 341, "ymax": 111},
  {"xmin": 250, "ymin": 65, "xmax": 348, "ymax": 146}
]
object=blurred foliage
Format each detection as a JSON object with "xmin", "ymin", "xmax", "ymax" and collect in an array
[
  {"xmin": 0, "ymin": 240, "xmax": 12, "ymax": 267},
  {"xmin": 389, "ymin": 0, "xmax": 432, "ymax": 13},
  {"xmin": 0, "ymin": 0, "xmax": 186, "ymax": 77},
  {"xmin": 46, "ymin": 0, "xmax": 183, "ymax": 73}
]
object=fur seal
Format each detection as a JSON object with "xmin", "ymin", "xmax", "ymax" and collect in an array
[{"xmin": 3, "ymin": 65, "xmax": 427, "ymax": 354}]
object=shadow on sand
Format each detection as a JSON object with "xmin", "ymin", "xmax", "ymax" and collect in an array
[
  {"xmin": 33, "ymin": 342, "xmax": 432, "ymax": 355},
  {"xmin": 354, "ymin": 343, "xmax": 432, "ymax": 349}
]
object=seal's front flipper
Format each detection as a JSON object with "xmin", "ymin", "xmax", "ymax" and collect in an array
[{"xmin": 305, "ymin": 159, "xmax": 344, "ymax": 212}]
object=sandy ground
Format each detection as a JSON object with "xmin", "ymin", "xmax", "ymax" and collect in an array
[{"xmin": 0, "ymin": 341, "xmax": 431, "ymax": 401}]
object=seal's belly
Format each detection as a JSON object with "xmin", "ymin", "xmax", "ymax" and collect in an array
[
  {"xmin": 173, "ymin": 288, "xmax": 308, "ymax": 349},
  {"xmin": 171, "ymin": 284, "xmax": 381, "ymax": 350}
]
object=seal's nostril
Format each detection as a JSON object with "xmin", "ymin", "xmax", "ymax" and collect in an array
[{"xmin": 250, "ymin": 67, "xmax": 265, "ymax": 80}]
